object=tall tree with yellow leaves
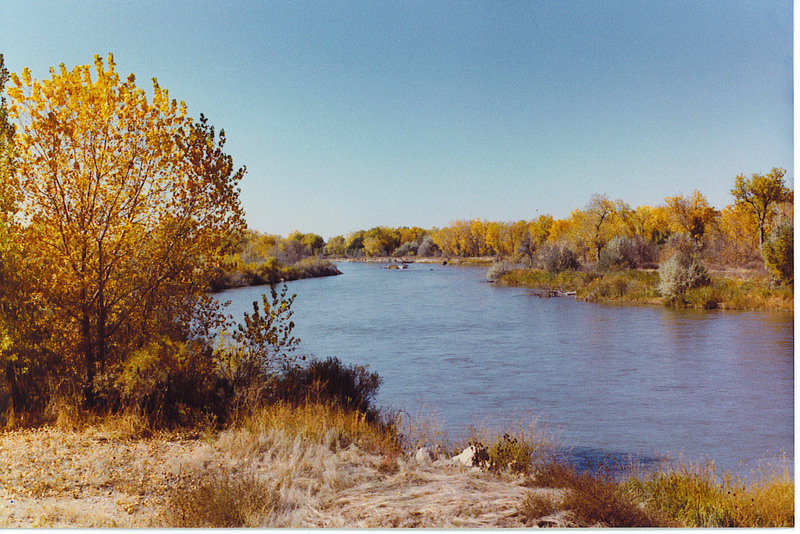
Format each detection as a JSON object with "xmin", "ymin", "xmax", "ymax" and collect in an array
[
  {"xmin": 730, "ymin": 168, "xmax": 792, "ymax": 259},
  {"xmin": 6, "ymin": 55, "xmax": 245, "ymax": 406}
]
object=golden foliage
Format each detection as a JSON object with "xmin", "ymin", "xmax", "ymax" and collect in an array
[{"xmin": 5, "ymin": 54, "xmax": 245, "ymax": 406}]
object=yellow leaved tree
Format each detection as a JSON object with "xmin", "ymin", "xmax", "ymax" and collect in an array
[{"xmin": 6, "ymin": 54, "xmax": 245, "ymax": 408}]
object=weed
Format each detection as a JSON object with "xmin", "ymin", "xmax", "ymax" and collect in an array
[
  {"xmin": 164, "ymin": 471, "xmax": 281, "ymax": 527},
  {"xmin": 526, "ymin": 459, "xmax": 667, "ymax": 527},
  {"xmin": 465, "ymin": 422, "xmax": 555, "ymax": 475},
  {"xmin": 520, "ymin": 491, "xmax": 558, "ymax": 520}
]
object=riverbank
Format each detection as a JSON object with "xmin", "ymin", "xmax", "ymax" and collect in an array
[
  {"xmin": 0, "ymin": 412, "xmax": 554, "ymax": 528},
  {"xmin": 331, "ymin": 256, "xmax": 493, "ymax": 265},
  {"xmin": 498, "ymin": 267, "xmax": 793, "ymax": 311},
  {"xmin": 0, "ymin": 406, "xmax": 792, "ymax": 528},
  {"xmin": 209, "ymin": 257, "xmax": 341, "ymax": 292}
]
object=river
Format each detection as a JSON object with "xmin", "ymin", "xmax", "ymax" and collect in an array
[{"xmin": 218, "ymin": 261, "xmax": 793, "ymax": 477}]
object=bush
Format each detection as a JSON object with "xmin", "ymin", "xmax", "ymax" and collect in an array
[
  {"xmin": 232, "ymin": 285, "xmax": 302, "ymax": 378},
  {"xmin": 485, "ymin": 260, "xmax": 516, "ymax": 282},
  {"xmin": 535, "ymin": 245, "xmax": 581, "ymax": 274},
  {"xmin": 393, "ymin": 241, "xmax": 418, "ymax": 257},
  {"xmin": 114, "ymin": 338, "xmax": 222, "ymax": 426},
  {"xmin": 165, "ymin": 472, "xmax": 281, "ymax": 527},
  {"xmin": 527, "ymin": 460, "xmax": 666, "ymax": 527},
  {"xmin": 270, "ymin": 356, "xmax": 383, "ymax": 421},
  {"xmin": 417, "ymin": 236, "xmax": 441, "ymax": 257},
  {"xmin": 597, "ymin": 236, "xmax": 654, "ymax": 271},
  {"xmin": 762, "ymin": 223, "xmax": 793, "ymax": 284},
  {"xmin": 658, "ymin": 250, "xmax": 709, "ymax": 302},
  {"xmin": 487, "ymin": 433, "xmax": 535, "ymax": 474}
]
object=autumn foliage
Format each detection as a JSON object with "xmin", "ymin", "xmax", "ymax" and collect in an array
[{"xmin": 1, "ymin": 55, "xmax": 245, "ymax": 415}]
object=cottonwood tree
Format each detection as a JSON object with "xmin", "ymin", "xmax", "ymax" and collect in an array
[
  {"xmin": 578, "ymin": 194, "xmax": 624, "ymax": 262},
  {"xmin": 6, "ymin": 54, "xmax": 245, "ymax": 406},
  {"xmin": 664, "ymin": 190, "xmax": 719, "ymax": 244},
  {"xmin": 730, "ymin": 168, "xmax": 793, "ymax": 258}
]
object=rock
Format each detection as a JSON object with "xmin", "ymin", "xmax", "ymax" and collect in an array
[
  {"xmin": 452, "ymin": 445, "xmax": 477, "ymax": 466},
  {"xmin": 415, "ymin": 447, "xmax": 435, "ymax": 464},
  {"xmin": 452, "ymin": 443, "xmax": 489, "ymax": 467},
  {"xmin": 415, "ymin": 445, "xmax": 443, "ymax": 464}
]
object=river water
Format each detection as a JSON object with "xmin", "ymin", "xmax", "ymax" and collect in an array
[{"xmin": 219, "ymin": 261, "xmax": 793, "ymax": 476}]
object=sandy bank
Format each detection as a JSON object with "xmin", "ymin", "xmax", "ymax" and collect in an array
[{"xmin": 0, "ymin": 425, "xmax": 567, "ymax": 528}]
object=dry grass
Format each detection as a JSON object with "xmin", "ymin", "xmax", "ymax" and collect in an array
[
  {"xmin": 1, "ymin": 404, "xmax": 791, "ymax": 528},
  {"xmin": 623, "ymin": 459, "xmax": 794, "ymax": 527},
  {"xmin": 0, "ymin": 403, "xmax": 550, "ymax": 528},
  {"xmin": 164, "ymin": 471, "xmax": 281, "ymax": 527},
  {"xmin": 524, "ymin": 460, "xmax": 669, "ymax": 527}
]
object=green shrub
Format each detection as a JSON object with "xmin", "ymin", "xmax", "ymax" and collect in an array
[{"xmin": 232, "ymin": 284, "xmax": 301, "ymax": 378}]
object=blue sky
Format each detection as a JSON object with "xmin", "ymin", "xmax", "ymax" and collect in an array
[{"xmin": 1, "ymin": 0, "xmax": 793, "ymax": 239}]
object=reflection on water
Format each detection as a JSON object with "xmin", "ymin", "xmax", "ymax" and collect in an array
[{"xmin": 219, "ymin": 262, "xmax": 793, "ymax": 477}]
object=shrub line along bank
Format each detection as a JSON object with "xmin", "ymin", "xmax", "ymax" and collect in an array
[{"xmin": 495, "ymin": 265, "xmax": 792, "ymax": 311}]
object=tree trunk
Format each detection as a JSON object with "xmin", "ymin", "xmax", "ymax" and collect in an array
[{"xmin": 81, "ymin": 305, "xmax": 96, "ymax": 408}]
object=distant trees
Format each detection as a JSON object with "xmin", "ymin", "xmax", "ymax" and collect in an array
[{"xmin": 664, "ymin": 190, "xmax": 719, "ymax": 244}]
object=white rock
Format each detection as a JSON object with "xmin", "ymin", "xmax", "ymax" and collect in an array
[
  {"xmin": 452, "ymin": 445, "xmax": 477, "ymax": 466},
  {"xmin": 415, "ymin": 447, "xmax": 435, "ymax": 464}
]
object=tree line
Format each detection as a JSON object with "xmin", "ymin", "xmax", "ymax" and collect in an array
[{"xmin": 311, "ymin": 175, "xmax": 792, "ymax": 283}]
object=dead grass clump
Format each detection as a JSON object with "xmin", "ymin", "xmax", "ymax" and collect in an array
[
  {"xmin": 520, "ymin": 491, "xmax": 559, "ymax": 520},
  {"xmin": 526, "ymin": 460, "xmax": 667, "ymax": 527},
  {"xmin": 163, "ymin": 471, "xmax": 281, "ymax": 527},
  {"xmin": 240, "ymin": 401, "xmax": 402, "ymax": 457}
]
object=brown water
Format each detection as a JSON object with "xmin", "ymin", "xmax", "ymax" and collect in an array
[{"xmin": 221, "ymin": 261, "xmax": 793, "ymax": 476}]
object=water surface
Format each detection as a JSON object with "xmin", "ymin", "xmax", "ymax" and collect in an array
[{"xmin": 220, "ymin": 262, "xmax": 793, "ymax": 475}]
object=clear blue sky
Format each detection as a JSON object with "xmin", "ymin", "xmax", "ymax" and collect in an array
[{"xmin": 1, "ymin": 0, "xmax": 793, "ymax": 239}]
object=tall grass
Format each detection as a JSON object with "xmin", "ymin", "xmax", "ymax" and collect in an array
[
  {"xmin": 623, "ymin": 460, "xmax": 794, "ymax": 527},
  {"xmin": 236, "ymin": 401, "xmax": 402, "ymax": 457},
  {"xmin": 684, "ymin": 274, "xmax": 793, "ymax": 311}
]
